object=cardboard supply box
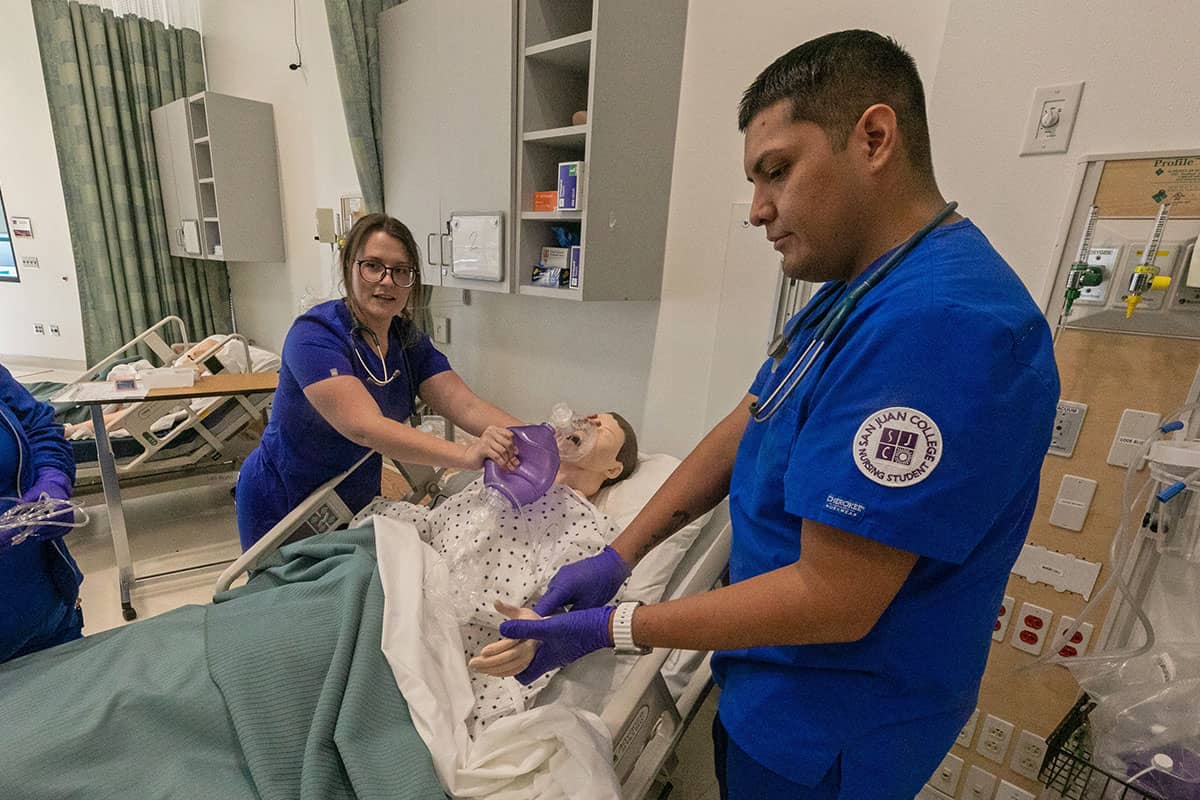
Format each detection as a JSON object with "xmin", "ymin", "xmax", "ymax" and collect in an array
[
  {"xmin": 532, "ymin": 191, "xmax": 558, "ymax": 212},
  {"xmin": 557, "ymin": 161, "xmax": 586, "ymax": 211},
  {"xmin": 569, "ymin": 245, "xmax": 581, "ymax": 288},
  {"xmin": 532, "ymin": 246, "xmax": 570, "ymax": 287}
]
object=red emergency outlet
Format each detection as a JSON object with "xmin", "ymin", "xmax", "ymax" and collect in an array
[
  {"xmin": 1059, "ymin": 645, "xmax": 1078, "ymax": 657},
  {"xmin": 1023, "ymin": 615, "xmax": 1044, "ymax": 630},
  {"xmin": 1020, "ymin": 630, "xmax": 1039, "ymax": 645}
]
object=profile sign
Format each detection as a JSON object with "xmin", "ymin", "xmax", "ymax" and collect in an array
[{"xmin": 0, "ymin": 188, "xmax": 19, "ymax": 283}]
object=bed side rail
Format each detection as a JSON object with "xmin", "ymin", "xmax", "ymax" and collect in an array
[
  {"xmin": 72, "ymin": 316, "xmax": 190, "ymax": 383},
  {"xmin": 212, "ymin": 452, "xmax": 372, "ymax": 596}
]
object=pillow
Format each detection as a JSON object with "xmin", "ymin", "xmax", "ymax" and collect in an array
[{"xmin": 591, "ymin": 452, "xmax": 713, "ymax": 604}]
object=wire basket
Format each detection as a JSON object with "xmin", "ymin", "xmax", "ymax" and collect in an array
[{"xmin": 1039, "ymin": 694, "xmax": 1164, "ymax": 800}]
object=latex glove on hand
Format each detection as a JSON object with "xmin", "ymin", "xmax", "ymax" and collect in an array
[
  {"xmin": 468, "ymin": 601, "xmax": 540, "ymax": 678},
  {"xmin": 21, "ymin": 468, "xmax": 73, "ymax": 503},
  {"xmin": 531, "ymin": 545, "xmax": 630, "ymax": 617},
  {"xmin": 498, "ymin": 603, "xmax": 615, "ymax": 685}
]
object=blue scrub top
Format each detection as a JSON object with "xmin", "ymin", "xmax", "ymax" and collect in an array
[
  {"xmin": 711, "ymin": 220, "xmax": 1060, "ymax": 791},
  {"xmin": 237, "ymin": 300, "xmax": 451, "ymax": 548}
]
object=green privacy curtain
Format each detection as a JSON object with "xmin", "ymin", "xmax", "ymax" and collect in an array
[
  {"xmin": 325, "ymin": 0, "xmax": 432, "ymax": 333},
  {"xmin": 31, "ymin": 0, "xmax": 232, "ymax": 362}
]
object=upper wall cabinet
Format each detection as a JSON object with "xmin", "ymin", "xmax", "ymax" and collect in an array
[
  {"xmin": 380, "ymin": 0, "xmax": 517, "ymax": 295},
  {"xmin": 516, "ymin": 0, "xmax": 688, "ymax": 301},
  {"xmin": 151, "ymin": 92, "xmax": 285, "ymax": 262}
]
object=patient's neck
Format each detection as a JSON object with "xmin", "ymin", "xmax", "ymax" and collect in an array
[{"xmin": 554, "ymin": 463, "xmax": 605, "ymax": 500}]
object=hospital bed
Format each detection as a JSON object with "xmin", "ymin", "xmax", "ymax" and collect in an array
[
  {"xmin": 215, "ymin": 450, "xmax": 732, "ymax": 800},
  {"xmin": 43, "ymin": 315, "xmax": 277, "ymax": 489}
]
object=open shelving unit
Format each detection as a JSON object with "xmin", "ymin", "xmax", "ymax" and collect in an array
[{"xmin": 514, "ymin": 0, "xmax": 687, "ymax": 301}]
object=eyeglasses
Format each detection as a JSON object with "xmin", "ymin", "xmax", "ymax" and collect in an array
[{"xmin": 355, "ymin": 259, "xmax": 417, "ymax": 288}]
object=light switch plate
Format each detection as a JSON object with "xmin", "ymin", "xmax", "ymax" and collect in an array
[
  {"xmin": 995, "ymin": 779, "xmax": 1036, "ymax": 800},
  {"xmin": 1019, "ymin": 81, "xmax": 1084, "ymax": 155},
  {"xmin": 1107, "ymin": 409, "xmax": 1162, "ymax": 469},
  {"xmin": 927, "ymin": 752, "xmax": 964, "ymax": 796},
  {"xmin": 1048, "ymin": 474, "xmax": 1098, "ymax": 530},
  {"xmin": 961, "ymin": 765, "xmax": 998, "ymax": 799}
]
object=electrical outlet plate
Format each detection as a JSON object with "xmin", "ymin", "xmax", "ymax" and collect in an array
[
  {"xmin": 1052, "ymin": 615, "xmax": 1094, "ymax": 660},
  {"xmin": 928, "ymin": 752, "xmax": 964, "ymax": 795},
  {"xmin": 48, "ymin": 324, "xmax": 60, "ymax": 336},
  {"xmin": 955, "ymin": 708, "xmax": 980, "ymax": 749},
  {"xmin": 977, "ymin": 714, "xmax": 1015, "ymax": 763},
  {"xmin": 1048, "ymin": 400, "xmax": 1088, "ymax": 457},
  {"xmin": 33, "ymin": 323, "xmax": 45, "ymax": 335},
  {"xmin": 1010, "ymin": 602, "xmax": 1054, "ymax": 655},
  {"xmin": 1110, "ymin": 244, "xmax": 1181, "ymax": 312},
  {"xmin": 19, "ymin": 255, "xmax": 39, "ymax": 271},
  {"xmin": 993, "ymin": 595, "xmax": 1015, "ymax": 642},
  {"xmin": 1048, "ymin": 474, "xmax": 1097, "ymax": 530},
  {"xmin": 1107, "ymin": 409, "xmax": 1162, "ymax": 469},
  {"xmin": 962, "ymin": 765, "xmax": 998, "ymax": 799},
  {"xmin": 995, "ymin": 778, "xmax": 1036, "ymax": 800},
  {"xmin": 1074, "ymin": 246, "xmax": 1120, "ymax": 306},
  {"xmin": 1010, "ymin": 730, "xmax": 1048, "ymax": 780}
]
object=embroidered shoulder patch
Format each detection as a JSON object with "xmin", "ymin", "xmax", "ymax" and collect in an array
[{"xmin": 852, "ymin": 406, "xmax": 942, "ymax": 487}]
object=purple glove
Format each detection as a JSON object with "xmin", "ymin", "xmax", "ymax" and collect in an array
[
  {"xmin": 532, "ymin": 545, "xmax": 630, "ymax": 616},
  {"xmin": 21, "ymin": 468, "xmax": 73, "ymax": 503},
  {"xmin": 499, "ymin": 605, "xmax": 615, "ymax": 685}
]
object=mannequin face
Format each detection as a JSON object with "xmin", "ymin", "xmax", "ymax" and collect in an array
[{"xmin": 572, "ymin": 413, "xmax": 625, "ymax": 481}]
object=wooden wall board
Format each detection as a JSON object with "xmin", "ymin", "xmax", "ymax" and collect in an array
[
  {"xmin": 950, "ymin": 328, "xmax": 1200, "ymax": 794},
  {"xmin": 1094, "ymin": 154, "xmax": 1200, "ymax": 218}
]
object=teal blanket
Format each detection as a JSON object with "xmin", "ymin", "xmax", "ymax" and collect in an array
[{"xmin": 0, "ymin": 527, "xmax": 445, "ymax": 800}]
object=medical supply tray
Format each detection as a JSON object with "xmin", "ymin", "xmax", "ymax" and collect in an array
[{"xmin": 1039, "ymin": 694, "xmax": 1162, "ymax": 800}]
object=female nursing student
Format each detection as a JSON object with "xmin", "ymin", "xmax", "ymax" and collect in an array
[
  {"xmin": 0, "ymin": 362, "xmax": 83, "ymax": 663},
  {"xmin": 236, "ymin": 213, "xmax": 523, "ymax": 550}
]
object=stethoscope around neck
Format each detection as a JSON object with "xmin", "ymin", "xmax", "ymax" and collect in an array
[
  {"xmin": 749, "ymin": 201, "xmax": 958, "ymax": 424},
  {"xmin": 351, "ymin": 321, "xmax": 405, "ymax": 387}
]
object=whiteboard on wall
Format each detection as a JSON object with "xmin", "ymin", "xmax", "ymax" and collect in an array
[{"xmin": 449, "ymin": 212, "xmax": 504, "ymax": 282}]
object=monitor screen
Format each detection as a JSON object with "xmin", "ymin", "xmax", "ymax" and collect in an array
[{"xmin": 0, "ymin": 188, "xmax": 18, "ymax": 283}]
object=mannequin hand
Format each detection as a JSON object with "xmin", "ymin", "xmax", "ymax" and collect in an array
[
  {"xmin": 462, "ymin": 426, "xmax": 518, "ymax": 470},
  {"xmin": 21, "ymin": 468, "xmax": 72, "ymax": 503},
  {"xmin": 468, "ymin": 601, "xmax": 540, "ymax": 677},
  {"xmin": 499, "ymin": 605, "xmax": 614, "ymax": 685},
  {"xmin": 532, "ymin": 546, "xmax": 630, "ymax": 616}
]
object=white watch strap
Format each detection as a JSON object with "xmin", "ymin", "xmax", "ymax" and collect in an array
[{"xmin": 612, "ymin": 601, "xmax": 643, "ymax": 652}]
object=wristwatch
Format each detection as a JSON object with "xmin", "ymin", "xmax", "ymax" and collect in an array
[{"xmin": 612, "ymin": 601, "xmax": 651, "ymax": 655}]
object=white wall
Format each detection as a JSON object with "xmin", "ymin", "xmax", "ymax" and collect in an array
[
  {"xmin": 929, "ymin": 0, "xmax": 1200, "ymax": 307},
  {"xmin": 0, "ymin": 2, "xmax": 86, "ymax": 363},
  {"xmin": 198, "ymin": 0, "xmax": 361, "ymax": 354},
  {"xmin": 640, "ymin": 1, "xmax": 952, "ymax": 456}
]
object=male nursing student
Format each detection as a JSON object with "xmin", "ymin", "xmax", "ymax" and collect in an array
[
  {"xmin": 236, "ymin": 213, "xmax": 523, "ymax": 549},
  {"xmin": 499, "ymin": 31, "xmax": 1061, "ymax": 798}
]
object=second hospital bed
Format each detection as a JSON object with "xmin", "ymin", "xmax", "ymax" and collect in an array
[{"xmin": 216, "ymin": 449, "xmax": 733, "ymax": 800}]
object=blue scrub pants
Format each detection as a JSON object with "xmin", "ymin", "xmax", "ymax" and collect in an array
[
  {"xmin": 713, "ymin": 714, "xmax": 839, "ymax": 799},
  {"xmin": 7, "ymin": 599, "xmax": 82, "ymax": 662}
]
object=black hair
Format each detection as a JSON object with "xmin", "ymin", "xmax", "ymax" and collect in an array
[{"xmin": 737, "ymin": 30, "xmax": 934, "ymax": 180}]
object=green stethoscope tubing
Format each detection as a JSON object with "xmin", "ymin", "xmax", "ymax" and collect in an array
[{"xmin": 749, "ymin": 201, "xmax": 959, "ymax": 423}]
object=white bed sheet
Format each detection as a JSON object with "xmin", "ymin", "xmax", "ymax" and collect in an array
[{"xmin": 375, "ymin": 516, "xmax": 621, "ymax": 799}]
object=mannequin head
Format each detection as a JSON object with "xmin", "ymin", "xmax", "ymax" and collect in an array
[{"xmin": 556, "ymin": 412, "xmax": 638, "ymax": 499}]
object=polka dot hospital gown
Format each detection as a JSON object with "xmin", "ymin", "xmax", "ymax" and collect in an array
[{"xmin": 354, "ymin": 481, "xmax": 618, "ymax": 735}]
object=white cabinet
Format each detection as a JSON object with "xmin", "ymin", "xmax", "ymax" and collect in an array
[
  {"xmin": 151, "ymin": 92, "xmax": 285, "ymax": 262},
  {"xmin": 380, "ymin": 0, "xmax": 516, "ymax": 294}
]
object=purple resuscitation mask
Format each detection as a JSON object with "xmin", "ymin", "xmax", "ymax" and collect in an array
[{"xmin": 482, "ymin": 424, "xmax": 561, "ymax": 509}]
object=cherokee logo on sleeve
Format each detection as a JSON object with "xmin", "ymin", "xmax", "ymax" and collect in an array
[{"xmin": 853, "ymin": 406, "xmax": 942, "ymax": 487}]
